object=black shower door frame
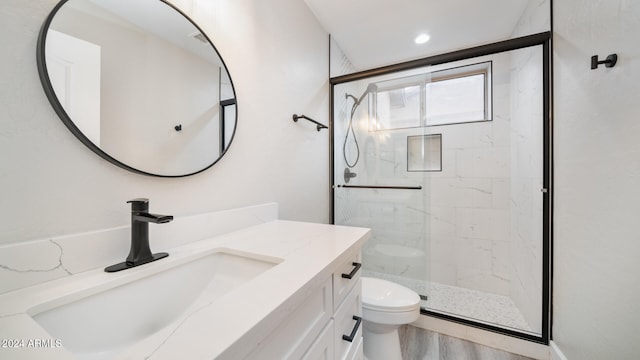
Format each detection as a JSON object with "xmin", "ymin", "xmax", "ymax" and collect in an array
[{"xmin": 328, "ymin": 31, "xmax": 553, "ymax": 344}]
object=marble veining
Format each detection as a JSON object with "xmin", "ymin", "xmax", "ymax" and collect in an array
[
  {"xmin": 0, "ymin": 203, "xmax": 278, "ymax": 295},
  {"xmin": 399, "ymin": 325, "xmax": 537, "ymax": 360},
  {"xmin": 142, "ymin": 293, "xmax": 216, "ymax": 360},
  {"xmin": 0, "ymin": 240, "xmax": 71, "ymax": 275}
]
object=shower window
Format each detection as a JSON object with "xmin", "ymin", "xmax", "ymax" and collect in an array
[
  {"xmin": 426, "ymin": 61, "xmax": 491, "ymax": 126},
  {"xmin": 368, "ymin": 74, "xmax": 425, "ymax": 131},
  {"xmin": 368, "ymin": 61, "xmax": 492, "ymax": 131}
]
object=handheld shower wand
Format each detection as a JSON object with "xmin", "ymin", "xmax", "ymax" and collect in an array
[{"xmin": 343, "ymin": 84, "xmax": 377, "ymax": 169}]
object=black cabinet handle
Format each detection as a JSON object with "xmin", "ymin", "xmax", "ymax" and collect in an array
[
  {"xmin": 341, "ymin": 262, "xmax": 362, "ymax": 279},
  {"xmin": 342, "ymin": 315, "xmax": 362, "ymax": 342}
]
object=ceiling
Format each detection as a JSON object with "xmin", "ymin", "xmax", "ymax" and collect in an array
[{"xmin": 304, "ymin": 0, "xmax": 535, "ymax": 71}]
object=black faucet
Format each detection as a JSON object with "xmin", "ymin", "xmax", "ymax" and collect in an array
[{"xmin": 104, "ymin": 198, "xmax": 173, "ymax": 272}]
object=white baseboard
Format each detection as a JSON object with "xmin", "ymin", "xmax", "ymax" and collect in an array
[{"xmin": 550, "ymin": 341, "xmax": 569, "ymax": 360}]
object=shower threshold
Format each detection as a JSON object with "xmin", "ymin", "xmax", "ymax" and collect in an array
[{"xmin": 363, "ymin": 270, "xmax": 535, "ymax": 335}]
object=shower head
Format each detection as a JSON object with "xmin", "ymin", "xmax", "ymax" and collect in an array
[
  {"xmin": 356, "ymin": 83, "xmax": 377, "ymax": 105},
  {"xmin": 360, "ymin": 83, "xmax": 378, "ymax": 101},
  {"xmin": 346, "ymin": 83, "xmax": 378, "ymax": 106},
  {"xmin": 365, "ymin": 83, "xmax": 378, "ymax": 94}
]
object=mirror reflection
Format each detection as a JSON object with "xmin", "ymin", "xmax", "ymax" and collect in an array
[{"xmin": 39, "ymin": 0, "xmax": 236, "ymax": 177}]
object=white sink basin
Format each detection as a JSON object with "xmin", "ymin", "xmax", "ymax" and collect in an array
[{"xmin": 29, "ymin": 250, "xmax": 281, "ymax": 360}]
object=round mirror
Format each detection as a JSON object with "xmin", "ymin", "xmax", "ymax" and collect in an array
[{"xmin": 37, "ymin": 0, "xmax": 237, "ymax": 177}]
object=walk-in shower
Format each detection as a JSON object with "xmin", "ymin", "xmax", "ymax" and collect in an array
[{"xmin": 331, "ymin": 34, "xmax": 550, "ymax": 342}]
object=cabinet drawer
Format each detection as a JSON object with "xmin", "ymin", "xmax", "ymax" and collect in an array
[
  {"xmin": 301, "ymin": 320, "xmax": 334, "ymax": 360},
  {"xmin": 245, "ymin": 277, "xmax": 332, "ymax": 360},
  {"xmin": 332, "ymin": 252, "xmax": 362, "ymax": 311},
  {"xmin": 333, "ymin": 278, "xmax": 362, "ymax": 360},
  {"xmin": 347, "ymin": 335, "xmax": 363, "ymax": 360}
]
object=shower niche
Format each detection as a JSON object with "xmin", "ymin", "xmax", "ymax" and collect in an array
[
  {"xmin": 331, "ymin": 35, "xmax": 550, "ymax": 342},
  {"xmin": 407, "ymin": 134, "xmax": 442, "ymax": 172}
]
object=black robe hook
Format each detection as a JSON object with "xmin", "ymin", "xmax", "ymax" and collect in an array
[{"xmin": 591, "ymin": 54, "xmax": 617, "ymax": 70}]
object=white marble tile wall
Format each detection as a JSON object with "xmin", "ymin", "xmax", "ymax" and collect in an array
[
  {"xmin": 0, "ymin": 203, "xmax": 277, "ymax": 294},
  {"xmin": 334, "ymin": 54, "xmax": 518, "ymax": 295},
  {"xmin": 424, "ymin": 53, "xmax": 515, "ymax": 297}
]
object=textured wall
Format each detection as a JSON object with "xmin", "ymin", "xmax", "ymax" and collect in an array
[
  {"xmin": 0, "ymin": 0, "xmax": 329, "ymax": 245},
  {"xmin": 553, "ymin": 0, "xmax": 640, "ymax": 358}
]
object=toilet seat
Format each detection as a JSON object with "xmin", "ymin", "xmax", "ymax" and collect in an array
[{"xmin": 361, "ymin": 277, "xmax": 420, "ymax": 313}]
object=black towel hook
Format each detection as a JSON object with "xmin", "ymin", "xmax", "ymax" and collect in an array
[{"xmin": 591, "ymin": 54, "xmax": 617, "ymax": 70}]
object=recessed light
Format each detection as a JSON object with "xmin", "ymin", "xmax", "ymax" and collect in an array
[{"xmin": 414, "ymin": 33, "xmax": 431, "ymax": 45}]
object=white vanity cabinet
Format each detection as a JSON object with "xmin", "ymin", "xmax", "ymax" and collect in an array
[
  {"xmin": 0, "ymin": 218, "xmax": 371, "ymax": 360},
  {"xmin": 243, "ymin": 277, "xmax": 333, "ymax": 359},
  {"xmin": 305, "ymin": 251, "xmax": 363, "ymax": 360},
  {"xmin": 301, "ymin": 319, "xmax": 335, "ymax": 360},
  {"xmin": 244, "ymin": 251, "xmax": 363, "ymax": 360},
  {"xmin": 330, "ymin": 252, "xmax": 364, "ymax": 360}
]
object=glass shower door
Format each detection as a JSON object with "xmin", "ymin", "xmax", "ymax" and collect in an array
[
  {"xmin": 332, "ymin": 43, "xmax": 546, "ymax": 337},
  {"xmin": 333, "ymin": 68, "xmax": 434, "ymax": 301}
]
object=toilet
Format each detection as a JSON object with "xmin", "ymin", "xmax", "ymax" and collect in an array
[{"xmin": 361, "ymin": 277, "xmax": 421, "ymax": 360}]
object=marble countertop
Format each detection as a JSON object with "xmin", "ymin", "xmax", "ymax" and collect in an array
[{"xmin": 0, "ymin": 220, "xmax": 370, "ymax": 360}]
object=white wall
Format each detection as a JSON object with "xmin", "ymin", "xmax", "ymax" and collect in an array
[
  {"xmin": 553, "ymin": 0, "xmax": 640, "ymax": 359},
  {"xmin": 0, "ymin": 0, "xmax": 330, "ymax": 245}
]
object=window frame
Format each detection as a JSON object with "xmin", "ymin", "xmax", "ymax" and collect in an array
[
  {"xmin": 367, "ymin": 60, "xmax": 493, "ymax": 131},
  {"xmin": 425, "ymin": 61, "xmax": 492, "ymax": 126}
]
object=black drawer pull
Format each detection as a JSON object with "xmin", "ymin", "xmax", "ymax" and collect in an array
[
  {"xmin": 341, "ymin": 262, "xmax": 362, "ymax": 279},
  {"xmin": 342, "ymin": 315, "xmax": 362, "ymax": 342}
]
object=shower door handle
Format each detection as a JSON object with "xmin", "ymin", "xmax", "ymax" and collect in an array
[
  {"xmin": 342, "ymin": 262, "xmax": 362, "ymax": 279},
  {"xmin": 337, "ymin": 184, "xmax": 422, "ymax": 190}
]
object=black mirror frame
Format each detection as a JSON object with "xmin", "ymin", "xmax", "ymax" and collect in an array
[{"xmin": 36, "ymin": 0, "xmax": 238, "ymax": 177}]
